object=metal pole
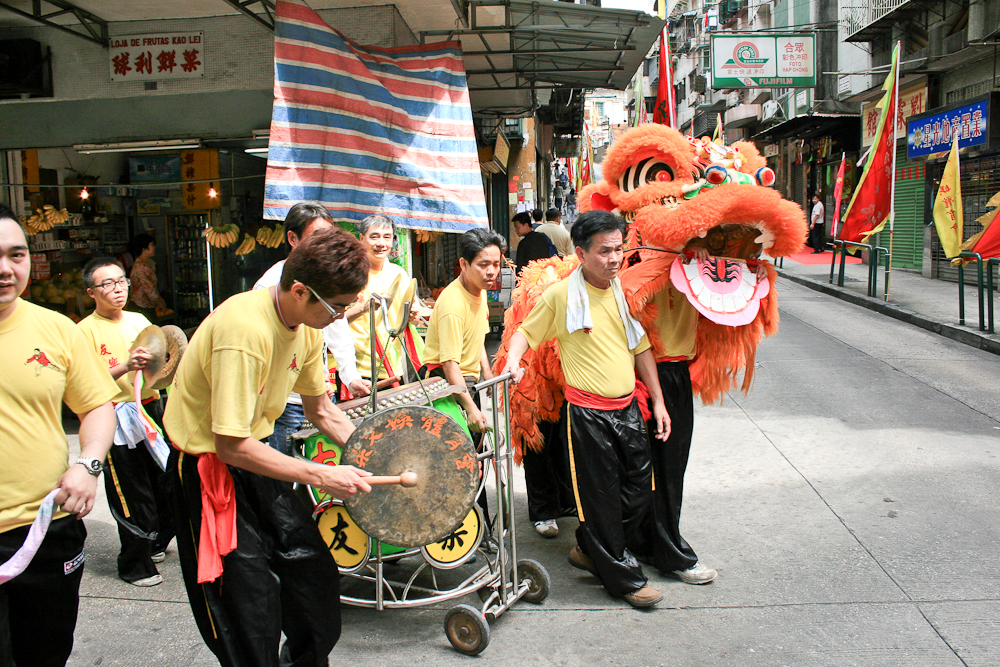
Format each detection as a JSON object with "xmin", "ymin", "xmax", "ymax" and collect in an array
[
  {"xmin": 958, "ymin": 263, "xmax": 966, "ymax": 326},
  {"xmin": 829, "ymin": 240, "xmax": 838, "ymax": 284},
  {"xmin": 885, "ymin": 41, "xmax": 900, "ymax": 302}
]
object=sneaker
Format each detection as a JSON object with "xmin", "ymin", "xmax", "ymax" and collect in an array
[
  {"xmin": 151, "ymin": 551, "xmax": 166, "ymax": 563},
  {"xmin": 567, "ymin": 546, "xmax": 599, "ymax": 577},
  {"xmin": 672, "ymin": 562, "xmax": 717, "ymax": 585},
  {"xmin": 534, "ymin": 519, "xmax": 559, "ymax": 538},
  {"xmin": 129, "ymin": 574, "xmax": 163, "ymax": 587},
  {"xmin": 620, "ymin": 584, "xmax": 663, "ymax": 608}
]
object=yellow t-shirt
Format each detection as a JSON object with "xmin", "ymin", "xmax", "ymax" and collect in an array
[
  {"xmin": 350, "ymin": 262, "xmax": 407, "ymax": 380},
  {"xmin": 422, "ymin": 278, "xmax": 488, "ymax": 380},
  {"xmin": 651, "ymin": 284, "xmax": 698, "ymax": 360},
  {"xmin": 78, "ymin": 310, "xmax": 159, "ymax": 403},
  {"xmin": 519, "ymin": 277, "xmax": 650, "ymax": 398},
  {"xmin": 163, "ymin": 288, "xmax": 326, "ymax": 456},
  {"xmin": 0, "ymin": 299, "xmax": 119, "ymax": 533}
]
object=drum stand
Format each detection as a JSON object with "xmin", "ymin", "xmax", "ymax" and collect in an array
[{"xmin": 302, "ymin": 294, "xmax": 550, "ymax": 655}]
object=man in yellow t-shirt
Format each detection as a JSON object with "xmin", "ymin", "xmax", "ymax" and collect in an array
[
  {"xmin": 502, "ymin": 210, "xmax": 670, "ymax": 609},
  {"xmin": 0, "ymin": 207, "xmax": 118, "ymax": 666},
  {"xmin": 78, "ymin": 257, "xmax": 174, "ymax": 587},
  {"xmin": 422, "ymin": 227, "xmax": 506, "ymax": 433},
  {"xmin": 162, "ymin": 228, "xmax": 374, "ymax": 666}
]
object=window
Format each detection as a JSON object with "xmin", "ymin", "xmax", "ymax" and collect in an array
[{"xmin": 595, "ymin": 101, "xmax": 605, "ymax": 117}]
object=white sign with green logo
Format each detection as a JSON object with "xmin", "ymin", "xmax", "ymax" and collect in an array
[{"xmin": 711, "ymin": 34, "xmax": 816, "ymax": 89}]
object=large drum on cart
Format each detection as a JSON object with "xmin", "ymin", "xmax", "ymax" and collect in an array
[{"xmin": 294, "ymin": 378, "xmax": 549, "ymax": 655}]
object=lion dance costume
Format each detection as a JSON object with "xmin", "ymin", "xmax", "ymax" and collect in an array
[{"xmin": 495, "ymin": 124, "xmax": 806, "ymax": 576}]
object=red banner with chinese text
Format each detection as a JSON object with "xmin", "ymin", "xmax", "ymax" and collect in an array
[
  {"xmin": 839, "ymin": 43, "xmax": 899, "ymax": 244},
  {"xmin": 653, "ymin": 29, "xmax": 676, "ymax": 128}
]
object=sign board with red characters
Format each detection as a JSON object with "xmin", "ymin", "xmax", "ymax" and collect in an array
[
  {"xmin": 711, "ymin": 34, "xmax": 815, "ymax": 89},
  {"xmin": 109, "ymin": 33, "xmax": 204, "ymax": 82},
  {"xmin": 862, "ymin": 85, "xmax": 926, "ymax": 147}
]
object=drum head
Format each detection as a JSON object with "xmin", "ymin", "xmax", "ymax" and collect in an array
[{"xmin": 343, "ymin": 405, "xmax": 477, "ymax": 548}]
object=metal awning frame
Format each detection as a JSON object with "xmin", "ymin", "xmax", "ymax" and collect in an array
[
  {"xmin": 0, "ymin": 0, "xmax": 107, "ymax": 46},
  {"xmin": 219, "ymin": 0, "xmax": 276, "ymax": 31}
]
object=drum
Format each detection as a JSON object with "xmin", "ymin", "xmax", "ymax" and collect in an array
[
  {"xmin": 316, "ymin": 502, "xmax": 371, "ymax": 573},
  {"xmin": 421, "ymin": 505, "xmax": 484, "ymax": 569}
]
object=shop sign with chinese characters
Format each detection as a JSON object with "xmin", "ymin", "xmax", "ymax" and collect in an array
[
  {"xmin": 907, "ymin": 95, "xmax": 990, "ymax": 159},
  {"xmin": 109, "ymin": 32, "xmax": 204, "ymax": 82},
  {"xmin": 711, "ymin": 34, "xmax": 815, "ymax": 89},
  {"xmin": 861, "ymin": 85, "xmax": 926, "ymax": 147}
]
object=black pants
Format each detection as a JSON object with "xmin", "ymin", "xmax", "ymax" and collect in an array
[
  {"xmin": 566, "ymin": 400, "xmax": 651, "ymax": 596},
  {"xmin": 640, "ymin": 360, "xmax": 699, "ymax": 573},
  {"xmin": 523, "ymin": 408, "xmax": 575, "ymax": 523},
  {"xmin": 104, "ymin": 398, "xmax": 175, "ymax": 582},
  {"xmin": 166, "ymin": 450, "xmax": 341, "ymax": 667},
  {"xmin": 809, "ymin": 223, "xmax": 825, "ymax": 251},
  {"xmin": 0, "ymin": 515, "xmax": 87, "ymax": 667}
]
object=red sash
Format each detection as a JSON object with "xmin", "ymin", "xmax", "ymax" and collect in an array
[
  {"xmin": 564, "ymin": 385, "xmax": 635, "ymax": 411},
  {"xmin": 194, "ymin": 453, "xmax": 237, "ymax": 584}
]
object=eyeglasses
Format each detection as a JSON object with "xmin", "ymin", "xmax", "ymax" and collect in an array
[
  {"xmin": 301, "ymin": 283, "xmax": 358, "ymax": 317},
  {"xmin": 94, "ymin": 278, "xmax": 130, "ymax": 291}
]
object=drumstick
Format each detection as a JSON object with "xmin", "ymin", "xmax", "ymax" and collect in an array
[
  {"xmin": 374, "ymin": 375, "xmax": 401, "ymax": 390},
  {"xmin": 366, "ymin": 471, "xmax": 418, "ymax": 487}
]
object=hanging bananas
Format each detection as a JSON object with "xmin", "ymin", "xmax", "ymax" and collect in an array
[
  {"xmin": 20, "ymin": 206, "xmax": 69, "ymax": 235},
  {"xmin": 414, "ymin": 229, "xmax": 443, "ymax": 244},
  {"xmin": 254, "ymin": 223, "xmax": 285, "ymax": 249},
  {"xmin": 234, "ymin": 233, "xmax": 257, "ymax": 256},
  {"xmin": 203, "ymin": 223, "xmax": 240, "ymax": 248}
]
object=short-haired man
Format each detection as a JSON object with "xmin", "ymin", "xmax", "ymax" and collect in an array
[
  {"xmin": 503, "ymin": 210, "xmax": 671, "ymax": 608},
  {"xmin": 163, "ymin": 228, "xmax": 374, "ymax": 666},
  {"xmin": 253, "ymin": 202, "xmax": 368, "ymax": 455},
  {"xmin": 537, "ymin": 208, "xmax": 573, "ymax": 257},
  {"xmin": 77, "ymin": 257, "xmax": 173, "ymax": 587},
  {"xmin": 513, "ymin": 211, "xmax": 554, "ymax": 276},
  {"xmin": 422, "ymin": 227, "xmax": 506, "ymax": 433},
  {"xmin": 809, "ymin": 194, "xmax": 825, "ymax": 253},
  {"xmin": 0, "ymin": 204, "xmax": 118, "ymax": 665}
]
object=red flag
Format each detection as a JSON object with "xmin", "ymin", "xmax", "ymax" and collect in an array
[
  {"xmin": 831, "ymin": 153, "xmax": 846, "ymax": 238},
  {"xmin": 653, "ymin": 28, "xmax": 676, "ymax": 127},
  {"xmin": 839, "ymin": 43, "xmax": 900, "ymax": 244}
]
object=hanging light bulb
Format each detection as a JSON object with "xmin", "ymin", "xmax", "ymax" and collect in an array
[
  {"xmin": 208, "ymin": 183, "xmax": 217, "ymax": 198},
  {"xmin": 80, "ymin": 187, "xmax": 90, "ymax": 200}
]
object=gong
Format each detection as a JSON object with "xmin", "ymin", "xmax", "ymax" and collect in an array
[{"xmin": 342, "ymin": 405, "xmax": 477, "ymax": 548}]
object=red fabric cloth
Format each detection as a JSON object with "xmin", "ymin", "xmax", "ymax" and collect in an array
[
  {"xmin": 565, "ymin": 385, "xmax": 636, "ymax": 411},
  {"xmin": 972, "ymin": 217, "xmax": 1000, "ymax": 260},
  {"xmin": 632, "ymin": 380, "xmax": 653, "ymax": 422},
  {"xmin": 196, "ymin": 453, "xmax": 237, "ymax": 584}
]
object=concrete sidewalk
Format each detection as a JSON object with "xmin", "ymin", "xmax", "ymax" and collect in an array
[{"xmin": 770, "ymin": 249, "xmax": 1000, "ymax": 355}]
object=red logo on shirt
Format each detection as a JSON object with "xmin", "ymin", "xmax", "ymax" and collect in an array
[
  {"xmin": 288, "ymin": 355, "xmax": 299, "ymax": 373},
  {"xmin": 25, "ymin": 348, "xmax": 61, "ymax": 375},
  {"xmin": 99, "ymin": 344, "xmax": 110, "ymax": 356}
]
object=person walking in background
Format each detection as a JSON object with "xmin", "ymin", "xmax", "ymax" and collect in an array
[
  {"xmin": 513, "ymin": 211, "xmax": 554, "ymax": 277},
  {"xmin": 809, "ymin": 195, "xmax": 826, "ymax": 253},
  {"xmin": 128, "ymin": 233, "xmax": 172, "ymax": 319},
  {"xmin": 537, "ymin": 208, "xmax": 573, "ymax": 257},
  {"xmin": 566, "ymin": 187, "xmax": 577, "ymax": 226}
]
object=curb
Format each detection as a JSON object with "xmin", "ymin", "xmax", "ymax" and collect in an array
[{"xmin": 776, "ymin": 268, "xmax": 1000, "ymax": 357}]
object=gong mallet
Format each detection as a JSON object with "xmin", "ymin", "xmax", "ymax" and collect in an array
[{"xmin": 366, "ymin": 471, "xmax": 419, "ymax": 487}]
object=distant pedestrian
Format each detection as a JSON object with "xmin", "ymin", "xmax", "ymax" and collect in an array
[
  {"xmin": 809, "ymin": 195, "xmax": 825, "ymax": 253},
  {"xmin": 554, "ymin": 182, "xmax": 565, "ymax": 213},
  {"xmin": 566, "ymin": 187, "xmax": 577, "ymax": 225}
]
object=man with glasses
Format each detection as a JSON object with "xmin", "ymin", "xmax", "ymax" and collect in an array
[
  {"xmin": 163, "ymin": 228, "xmax": 373, "ymax": 667},
  {"xmin": 77, "ymin": 258, "xmax": 174, "ymax": 587},
  {"xmin": 253, "ymin": 202, "xmax": 368, "ymax": 455}
]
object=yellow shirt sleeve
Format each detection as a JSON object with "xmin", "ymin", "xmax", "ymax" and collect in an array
[
  {"xmin": 518, "ymin": 296, "xmax": 558, "ymax": 350},
  {"xmin": 293, "ymin": 329, "xmax": 327, "ymax": 397},
  {"xmin": 210, "ymin": 347, "xmax": 266, "ymax": 438},
  {"xmin": 63, "ymin": 327, "xmax": 119, "ymax": 414}
]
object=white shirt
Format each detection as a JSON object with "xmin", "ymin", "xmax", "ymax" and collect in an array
[
  {"xmin": 253, "ymin": 260, "xmax": 363, "ymax": 404},
  {"xmin": 811, "ymin": 201, "xmax": 825, "ymax": 226}
]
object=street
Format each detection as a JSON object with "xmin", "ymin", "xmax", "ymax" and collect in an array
[{"xmin": 68, "ymin": 280, "xmax": 1000, "ymax": 667}]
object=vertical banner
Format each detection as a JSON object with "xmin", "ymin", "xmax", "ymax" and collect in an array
[{"xmin": 181, "ymin": 149, "xmax": 220, "ymax": 210}]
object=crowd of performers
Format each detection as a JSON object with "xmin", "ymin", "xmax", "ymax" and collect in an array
[{"xmin": 0, "ymin": 197, "xmax": 715, "ymax": 666}]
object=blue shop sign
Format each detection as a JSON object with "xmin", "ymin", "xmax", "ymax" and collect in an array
[{"xmin": 907, "ymin": 97, "xmax": 988, "ymax": 158}]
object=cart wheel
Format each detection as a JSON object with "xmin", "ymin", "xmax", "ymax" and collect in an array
[
  {"xmin": 444, "ymin": 604, "xmax": 491, "ymax": 655},
  {"xmin": 517, "ymin": 558, "xmax": 551, "ymax": 603}
]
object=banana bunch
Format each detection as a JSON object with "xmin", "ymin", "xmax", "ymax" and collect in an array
[
  {"xmin": 203, "ymin": 223, "xmax": 240, "ymax": 248},
  {"xmin": 414, "ymin": 229, "xmax": 443, "ymax": 244},
  {"xmin": 255, "ymin": 223, "xmax": 285, "ymax": 248},
  {"xmin": 21, "ymin": 206, "xmax": 69, "ymax": 235},
  {"xmin": 235, "ymin": 233, "xmax": 257, "ymax": 256}
]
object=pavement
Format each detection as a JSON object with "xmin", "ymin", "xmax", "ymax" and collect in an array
[
  {"xmin": 50, "ymin": 255, "xmax": 1000, "ymax": 666},
  {"xmin": 770, "ymin": 248, "xmax": 1000, "ymax": 355}
]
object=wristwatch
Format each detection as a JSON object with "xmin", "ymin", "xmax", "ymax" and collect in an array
[{"xmin": 76, "ymin": 457, "xmax": 104, "ymax": 476}]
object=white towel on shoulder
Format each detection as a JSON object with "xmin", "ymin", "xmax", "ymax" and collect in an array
[{"xmin": 565, "ymin": 266, "xmax": 645, "ymax": 350}]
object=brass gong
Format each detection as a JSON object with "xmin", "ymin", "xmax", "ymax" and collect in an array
[{"xmin": 342, "ymin": 405, "xmax": 477, "ymax": 548}]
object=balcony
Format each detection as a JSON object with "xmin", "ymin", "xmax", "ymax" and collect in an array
[{"xmin": 843, "ymin": 0, "xmax": 938, "ymax": 43}]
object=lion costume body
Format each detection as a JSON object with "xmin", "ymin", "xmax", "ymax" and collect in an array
[{"xmin": 494, "ymin": 124, "xmax": 807, "ymax": 462}]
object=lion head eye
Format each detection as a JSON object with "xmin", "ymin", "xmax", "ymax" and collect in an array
[{"xmin": 618, "ymin": 158, "xmax": 675, "ymax": 193}]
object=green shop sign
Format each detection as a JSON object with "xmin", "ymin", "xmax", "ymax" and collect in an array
[{"xmin": 711, "ymin": 34, "xmax": 816, "ymax": 89}]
